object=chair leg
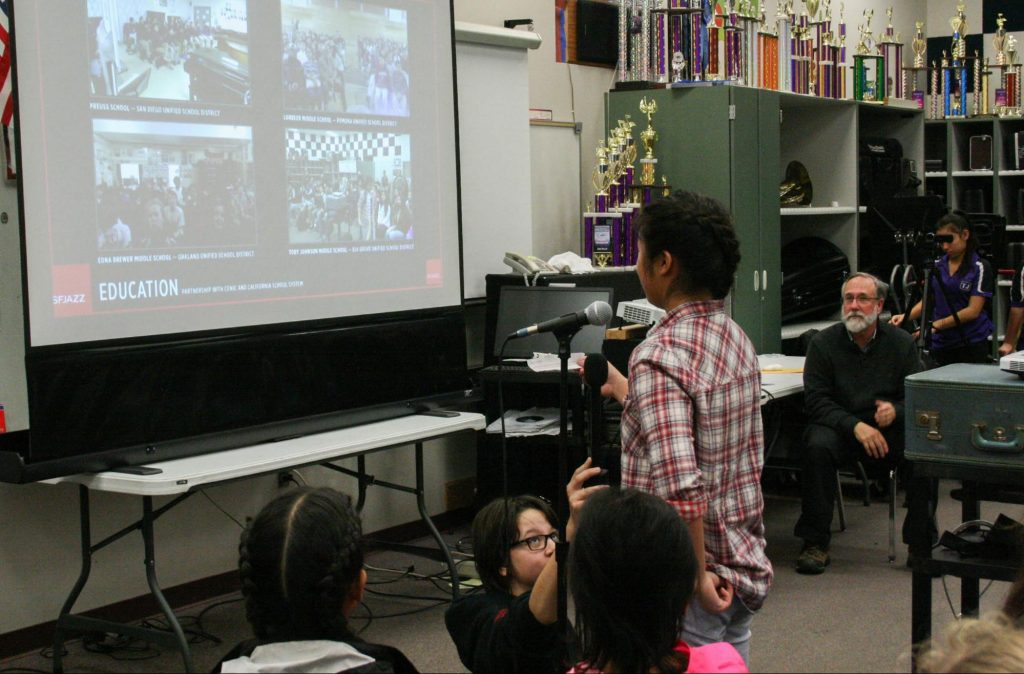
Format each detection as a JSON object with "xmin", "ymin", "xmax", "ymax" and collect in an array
[
  {"xmin": 835, "ymin": 470, "xmax": 847, "ymax": 532},
  {"xmin": 888, "ymin": 467, "xmax": 897, "ymax": 563},
  {"xmin": 856, "ymin": 460, "xmax": 871, "ymax": 506}
]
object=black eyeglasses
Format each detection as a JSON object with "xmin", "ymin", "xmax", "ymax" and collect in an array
[{"xmin": 511, "ymin": 531, "xmax": 559, "ymax": 551}]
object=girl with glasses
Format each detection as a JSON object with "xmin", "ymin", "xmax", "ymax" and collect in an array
[
  {"xmin": 891, "ymin": 212, "xmax": 994, "ymax": 365},
  {"xmin": 445, "ymin": 460, "xmax": 605, "ymax": 673}
]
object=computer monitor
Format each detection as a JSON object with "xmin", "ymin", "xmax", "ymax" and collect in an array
[{"xmin": 493, "ymin": 286, "xmax": 614, "ymax": 360}]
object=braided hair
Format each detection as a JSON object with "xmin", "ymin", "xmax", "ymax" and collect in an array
[
  {"xmin": 239, "ymin": 487, "xmax": 364, "ymax": 644},
  {"xmin": 635, "ymin": 190, "xmax": 742, "ymax": 300}
]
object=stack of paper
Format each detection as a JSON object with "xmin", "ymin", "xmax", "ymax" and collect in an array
[{"xmin": 485, "ymin": 407, "xmax": 570, "ymax": 436}]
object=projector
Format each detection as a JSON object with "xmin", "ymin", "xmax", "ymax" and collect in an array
[
  {"xmin": 1000, "ymin": 349, "xmax": 1024, "ymax": 377},
  {"xmin": 617, "ymin": 298, "xmax": 666, "ymax": 326}
]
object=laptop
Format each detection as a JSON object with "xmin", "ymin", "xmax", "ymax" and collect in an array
[{"xmin": 492, "ymin": 285, "xmax": 614, "ymax": 361}]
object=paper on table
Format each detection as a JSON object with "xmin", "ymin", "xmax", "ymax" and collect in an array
[
  {"xmin": 527, "ymin": 352, "xmax": 584, "ymax": 372},
  {"xmin": 485, "ymin": 407, "xmax": 571, "ymax": 436}
]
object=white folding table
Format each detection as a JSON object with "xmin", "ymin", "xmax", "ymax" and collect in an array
[{"xmin": 41, "ymin": 411, "xmax": 485, "ymax": 673}]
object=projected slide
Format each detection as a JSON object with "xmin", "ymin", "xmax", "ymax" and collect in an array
[
  {"xmin": 286, "ymin": 129, "xmax": 412, "ymax": 245},
  {"xmin": 95, "ymin": 120, "xmax": 256, "ymax": 250},
  {"xmin": 17, "ymin": 0, "xmax": 460, "ymax": 347},
  {"xmin": 281, "ymin": 0, "xmax": 409, "ymax": 116},
  {"xmin": 87, "ymin": 0, "xmax": 250, "ymax": 104}
]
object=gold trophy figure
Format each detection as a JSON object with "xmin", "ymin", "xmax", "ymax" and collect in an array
[
  {"xmin": 995, "ymin": 14, "xmax": 1008, "ymax": 66},
  {"xmin": 592, "ymin": 144, "xmax": 611, "ymax": 198},
  {"xmin": 912, "ymin": 21, "xmax": 926, "ymax": 68},
  {"xmin": 607, "ymin": 129, "xmax": 623, "ymax": 187},
  {"xmin": 620, "ymin": 117, "xmax": 637, "ymax": 169},
  {"xmin": 855, "ymin": 10, "xmax": 875, "ymax": 56},
  {"xmin": 950, "ymin": 2, "xmax": 967, "ymax": 60},
  {"xmin": 639, "ymin": 97, "xmax": 659, "ymax": 186}
]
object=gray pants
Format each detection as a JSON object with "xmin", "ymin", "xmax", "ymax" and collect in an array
[{"xmin": 681, "ymin": 594, "xmax": 755, "ymax": 666}]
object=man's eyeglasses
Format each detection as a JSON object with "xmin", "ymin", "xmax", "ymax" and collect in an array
[
  {"xmin": 842, "ymin": 294, "xmax": 879, "ymax": 305},
  {"xmin": 512, "ymin": 531, "xmax": 559, "ymax": 551}
]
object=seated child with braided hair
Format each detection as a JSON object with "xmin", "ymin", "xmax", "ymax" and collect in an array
[{"xmin": 215, "ymin": 487, "xmax": 417, "ymax": 673}]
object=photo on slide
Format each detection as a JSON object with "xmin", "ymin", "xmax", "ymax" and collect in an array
[
  {"xmin": 281, "ymin": 0, "xmax": 409, "ymax": 117},
  {"xmin": 286, "ymin": 128, "xmax": 412, "ymax": 245},
  {"xmin": 87, "ymin": 0, "xmax": 250, "ymax": 104},
  {"xmin": 93, "ymin": 120, "xmax": 256, "ymax": 250}
]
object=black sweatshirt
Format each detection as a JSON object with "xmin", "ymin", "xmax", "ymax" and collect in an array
[
  {"xmin": 803, "ymin": 321, "xmax": 922, "ymax": 438},
  {"xmin": 444, "ymin": 590, "xmax": 563, "ymax": 674}
]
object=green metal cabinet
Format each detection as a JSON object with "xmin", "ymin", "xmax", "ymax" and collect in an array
[{"xmin": 607, "ymin": 86, "xmax": 781, "ymax": 353}]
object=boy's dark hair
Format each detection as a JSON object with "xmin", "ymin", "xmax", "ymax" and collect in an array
[
  {"xmin": 569, "ymin": 488, "xmax": 697, "ymax": 674},
  {"xmin": 472, "ymin": 495, "xmax": 558, "ymax": 594},
  {"xmin": 635, "ymin": 190, "xmax": 742, "ymax": 299},
  {"xmin": 239, "ymin": 487, "xmax": 363, "ymax": 643}
]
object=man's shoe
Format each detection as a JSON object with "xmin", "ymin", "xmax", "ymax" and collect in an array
[{"xmin": 796, "ymin": 545, "xmax": 830, "ymax": 575}]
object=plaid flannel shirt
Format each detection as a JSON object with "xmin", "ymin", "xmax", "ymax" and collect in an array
[{"xmin": 620, "ymin": 300, "xmax": 772, "ymax": 610}]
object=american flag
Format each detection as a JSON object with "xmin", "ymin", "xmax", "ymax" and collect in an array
[{"xmin": 0, "ymin": 0, "xmax": 14, "ymax": 179}]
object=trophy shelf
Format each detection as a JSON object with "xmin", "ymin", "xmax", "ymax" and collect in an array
[{"xmin": 951, "ymin": 170, "xmax": 995, "ymax": 177}]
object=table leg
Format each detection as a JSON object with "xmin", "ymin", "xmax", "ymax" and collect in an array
[
  {"xmin": 960, "ymin": 481, "xmax": 981, "ymax": 617},
  {"xmin": 142, "ymin": 497, "xmax": 195, "ymax": 673},
  {"xmin": 53, "ymin": 486, "xmax": 92, "ymax": 674},
  {"xmin": 355, "ymin": 455, "xmax": 368, "ymax": 513},
  {"xmin": 415, "ymin": 442, "xmax": 460, "ymax": 602},
  {"xmin": 911, "ymin": 569, "xmax": 932, "ymax": 672}
]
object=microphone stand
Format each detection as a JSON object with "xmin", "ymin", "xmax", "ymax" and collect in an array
[{"xmin": 552, "ymin": 325, "xmax": 578, "ymax": 658}]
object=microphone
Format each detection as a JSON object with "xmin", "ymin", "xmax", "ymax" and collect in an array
[
  {"xmin": 583, "ymin": 352, "xmax": 608, "ymax": 463},
  {"xmin": 510, "ymin": 300, "xmax": 613, "ymax": 339},
  {"xmin": 583, "ymin": 352, "xmax": 609, "ymax": 389}
]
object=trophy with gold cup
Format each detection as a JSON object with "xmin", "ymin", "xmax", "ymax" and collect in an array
[{"xmin": 584, "ymin": 142, "xmax": 624, "ymax": 267}]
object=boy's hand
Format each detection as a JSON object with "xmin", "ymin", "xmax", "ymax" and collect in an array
[
  {"xmin": 697, "ymin": 572, "xmax": 734, "ymax": 614},
  {"xmin": 566, "ymin": 457, "xmax": 608, "ymax": 542}
]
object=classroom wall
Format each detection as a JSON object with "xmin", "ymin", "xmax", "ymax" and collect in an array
[{"xmin": 0, "ymin": 0, "xmax": 933, "ymax": 638}]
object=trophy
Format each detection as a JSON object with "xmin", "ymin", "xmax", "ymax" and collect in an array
[
  {"xmin": 853, "ymin": 10, "xmax": 882, "ymax": 102},
  {"xmin": 878, "ymin": 7, "xmax": 904, "ymax": 100},
  {"xmin": 903, "ymin": 20, "xmax": 927, "ymax": 108},
  {"xmin": 585, "ymin": 143, "xmax": 622, "ymax": 267},
  {"xmin": 1005, "ymin": 36, "xmax": 1023, "ymax": 118},
  {"xmin": 638, "ymin": 97, "xmax": 658, "ymax": 186},
  {"xmin": 758, "ymin": 9, "xmax": 779, "ymax": 90},
  {"xmin": 807, "ymin": 0, "xmax": 820, "ymax": 22},
  {"xmin": 945, "ymin": 2, "xmax": 969, "ymax": 118},
  {"xmin": 912, "ymin": 22, "xmax": 926, "ymax": 68},
  {"xmin": 592, "ymin": 144, "xmax": 611, "ymax": 212},
  {"xmin": 837, "ymin": 2, "xmax": 847, "ymax": 98},
  {"xmin": 617, "ymin": 0, "xmax": 654, "ymax": 86},
  {"xmin": 995, "ymin": 14, "xmax": 1008, "ymax": 66},
  {"xmin": 777, "ymin": 0, "xmax": 793, "ymax": 92}
]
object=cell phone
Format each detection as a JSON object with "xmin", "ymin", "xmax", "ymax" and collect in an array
[
  {"xmin": 418, "ymin": 410, "xmax": 460, "ymax": 418},
  {"xmin": 110, "ymin": 465, "xmax": 163, "ymax": 475}
]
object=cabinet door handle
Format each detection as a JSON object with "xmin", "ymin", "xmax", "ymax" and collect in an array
[
  {"xmin": 754, "ymin": 270, "xmax": 760, "ymax": 292},
  {"xmin": 762, "ymin": 270, "xmax": 768, "ymax": 291}
]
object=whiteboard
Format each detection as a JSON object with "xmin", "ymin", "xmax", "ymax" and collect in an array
[{"xmin": 455, "ymin": 25, "xmax": 537, "ymax": 299}]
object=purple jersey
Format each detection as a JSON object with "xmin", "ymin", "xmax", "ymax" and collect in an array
[
  {"xmin": 1011, "ymin": 263, "xmax": 1024, "ymax": 351},
  {"xmin": 929, "ymin": 251, "xmax": 994, "ymax": 351}
]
